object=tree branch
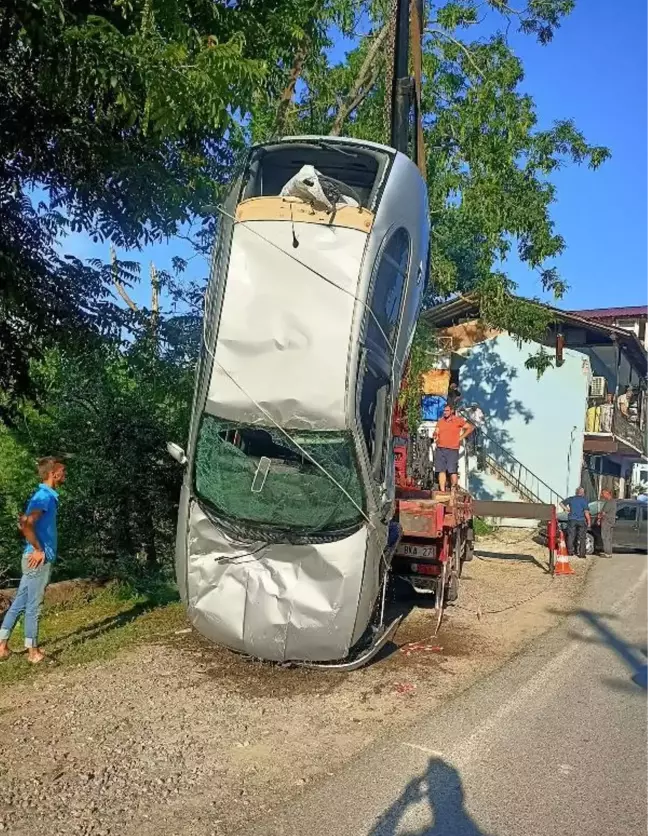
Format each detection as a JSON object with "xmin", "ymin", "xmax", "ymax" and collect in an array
[
  {"xmin": 150, "ymin": 261, "xmax": 160, "ymax": 337},
  {"xmin": 150, "ymin": 262, "xmax": 160, "ymax": 315},
  {"xmin": 426, "ymin": 27, "xmax": 485, "ymax": 79},
  {"xmin": 274, "ymin": 40, "xmax": 308, "ymax": 137},
  {"xmin": 110, "ymin": 245, "xmax": 138, "ymax": 312},
  {"xmin": 329, "ymin": 25, "xmax": 389, "ymax": 136}
]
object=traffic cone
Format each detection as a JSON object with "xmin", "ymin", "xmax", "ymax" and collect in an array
[{"xmin": 554, "ymin": 529, "xmax": 575, "ymax": 576}]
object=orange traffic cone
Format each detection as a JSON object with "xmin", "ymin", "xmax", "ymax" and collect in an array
[{"xmin": 554, "ymin": 529, "xmax": 575, "ymax": 575}]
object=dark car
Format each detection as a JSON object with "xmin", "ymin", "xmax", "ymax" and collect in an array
[{"xmin": 542, "ymin": 500, "xmax": 647, "ymax": 555}]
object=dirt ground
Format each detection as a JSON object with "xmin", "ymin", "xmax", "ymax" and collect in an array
[{"xmin": 0, "ymin": 533, "xmax": 589, "ymax": 836}]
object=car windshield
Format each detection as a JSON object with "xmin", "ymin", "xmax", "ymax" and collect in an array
[{"xmin": 194, "ymin": 415, "xmax": 365, "ymax": 534}]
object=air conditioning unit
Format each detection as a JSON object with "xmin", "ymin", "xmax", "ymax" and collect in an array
[{"xmin": 589, "ymin": 376, "xmax": 607, "ymax": 398}]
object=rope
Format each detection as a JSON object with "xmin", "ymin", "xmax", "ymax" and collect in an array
[
  {"xmin": 213, "ymin": 202, "xmax": 407, "ymax": 383},
  {"xmin": 455, "ymin": 580, "xmax": 554, "ymax": 616},
  {"xmin": 202, "ymin": 345, "xmax": 374, "ymax": 532},
  {"xmin": 198, "ymin": 201, "xmax": 423, "ymax": 572},
  {"xmin": 201, "ymin": 316, "xmax": 399, "ymax": 576}
]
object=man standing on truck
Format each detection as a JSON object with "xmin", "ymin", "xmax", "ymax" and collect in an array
[
  {"xmin": 0, "ymin": 457, "xmax": 66, "ymax": 664},
  {"xmin": 597, "ymin": 489, "xmax": 617, "ymax": 558},
  {"xmin": 433, "ymin": 404, "xmax": 474, "ymax": 493},
  {"xmin": 562, "ymin": 486, "xmax": 591, "ymax": 559}
]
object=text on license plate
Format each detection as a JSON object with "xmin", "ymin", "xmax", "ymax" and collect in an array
[{"xmin": 396, "ymin": 543, "xmax": 436, "ymax": 559}]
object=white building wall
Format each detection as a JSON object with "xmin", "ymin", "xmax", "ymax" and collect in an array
[{"xmin": 457, "ymin": 333, "xmax": 591, "ymax": 508}]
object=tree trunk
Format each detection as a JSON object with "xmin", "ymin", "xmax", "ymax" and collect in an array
[
  {"xmin": 274, "ymin": 41, "xmax": 308, "ymax": 137},
  {"xmin": 329, "ymin": 26, "xmax": 389, "ymax": 136}
]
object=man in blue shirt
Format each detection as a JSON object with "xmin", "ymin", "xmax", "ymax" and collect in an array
[
  {"xmin": 0, "ymin": 457, "xmax": 66, "ymax": 664},
  {"xmin": 562, "ymin": 487, "xmax": 591, "ymax": 559}
]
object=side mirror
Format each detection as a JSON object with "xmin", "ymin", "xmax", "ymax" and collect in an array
[{"xmin": 167, "ymin": 442, "xmax": 188, "ymax": 467}]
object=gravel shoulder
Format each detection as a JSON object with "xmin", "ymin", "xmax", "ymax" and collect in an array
[{"xmin": 0, "ymin": 534, "xmax": 589, "ymax": 836}]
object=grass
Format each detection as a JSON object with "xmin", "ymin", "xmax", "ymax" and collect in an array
[
  {"xmin": 0, "ymin": 580, "xmax": 186, "ymax": 686},
  {"xmin": 473, "ymin": 516, "xmax": 495, "ymax": 537}
]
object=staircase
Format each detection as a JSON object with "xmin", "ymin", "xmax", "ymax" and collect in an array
[{"xmin": 470, "ymin": 427, "xmax": 564, "ymax": 508}]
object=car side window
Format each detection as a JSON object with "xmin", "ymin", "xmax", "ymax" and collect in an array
[
  {"xmin": 616, "ymin": 504, "xmax": 637, "ymax": 522},
  {"xmin": 357, "ymin": 228, "xmax": 411, "ymax": 481},
  {"xmin": 365, "ymin": 228, "xmax": 411, "ymax": 352}
]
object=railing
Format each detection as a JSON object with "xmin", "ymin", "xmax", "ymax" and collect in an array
[
  {"xmin": 585, "ymin": 401, "xmax": 646, "ymax": 455},
  {"xmin": 469, "ymin": 427, "xmax": 564, "ymax": 508},
  {"xmin": 612, "ymin": 408, "xmax": 646, "ymax": 454}
]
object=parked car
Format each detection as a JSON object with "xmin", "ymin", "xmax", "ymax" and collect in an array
[{"xmin": 541, "ymin": 500, "xmax": 647, "ymax": 555}]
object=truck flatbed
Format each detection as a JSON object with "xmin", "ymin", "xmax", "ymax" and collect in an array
[
  {"xmin": 396, "ymin": 488, "xmax": 473, "ymax": 538},
  {"xmin": 391, "ymin": 487, "xmax": 474, "ymax": 622}
]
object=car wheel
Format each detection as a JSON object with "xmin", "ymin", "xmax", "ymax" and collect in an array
[{"xmin": 585, "ymin": 532, "xmax": 595, "ymax": 555}]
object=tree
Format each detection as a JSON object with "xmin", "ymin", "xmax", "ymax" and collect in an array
[
  {"xmin": 0, "ymin": 250, "xmax": 200, "ymax": 584},
  {"xmin": 248, "ymin": 0, "xmax": 609, "ymax": 337},
  {"xmin": 0, "ymin": 342, "xmax": 194, "ymax": 582},
  {"xmin": 0, "ymin": 0, "xmax": 331, "ymax": 402}
]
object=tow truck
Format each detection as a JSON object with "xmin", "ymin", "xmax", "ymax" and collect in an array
[{"xmin": 390, "ymin": 402, "xmax": 475, "ymax": 634}]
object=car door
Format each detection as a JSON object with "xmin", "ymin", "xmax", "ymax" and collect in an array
[
  {"xmin": 636, "ymin": 504, "xmax": 647, "ymax": 552},
  {"xmin": 614, "ymin": 503, "xmax": 639, "ymax": 550}
]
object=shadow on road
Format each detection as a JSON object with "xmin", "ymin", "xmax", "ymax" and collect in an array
[
  {"xmin": 548, "ymin": 604, "xmax": 647, "ymax": 691},
  {"xmin": 576, "ymin": 610, "xmax": 648, "ymax": 691},
  {"xmin": 369, "ymin": 757, "xmax": 491, "ymax": 836}
]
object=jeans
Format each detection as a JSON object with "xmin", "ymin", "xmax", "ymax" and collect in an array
[
  {"xmin": 567, "ymin": 520, "xmax": 587, "ymax": 558},
  {"xmin": 0, "ymin": 555, "xmax": 52, "ymax": 648}
]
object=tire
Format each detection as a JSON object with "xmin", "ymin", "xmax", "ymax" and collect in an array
[
  {"xmin": 445, "ymin": 570, "xmax": 459, "ymax": 603},
  {"xmin": 447, "ymin": 531, "xmax": 462, "ymax": 602}
]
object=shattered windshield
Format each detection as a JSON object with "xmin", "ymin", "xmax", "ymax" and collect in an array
[{"xmin": 194, "ymin": 416, "xmax": 365, "ymax": 534}]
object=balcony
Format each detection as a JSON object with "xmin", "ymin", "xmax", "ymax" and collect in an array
[{"xmin": 584, "ymin": 400, "xmax": 646, "ymax": 457}]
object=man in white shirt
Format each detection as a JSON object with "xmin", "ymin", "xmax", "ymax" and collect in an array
[{"xmin": 617, "ymin": 386, "xmax": 633, "ymax": 417}]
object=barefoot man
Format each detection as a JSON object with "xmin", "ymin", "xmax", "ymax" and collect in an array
[{"xmin": 0, "ymin": 457, "xmax": 66, "ymax": 663}]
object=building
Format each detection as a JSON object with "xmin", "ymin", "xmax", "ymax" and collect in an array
[
  {"xmin": 571, "ymin": 306, "xmax": 648, "ymax": 350},
  {"xmin": 420, "ymin": 296, "xmax": 647, "ymax": 508}
]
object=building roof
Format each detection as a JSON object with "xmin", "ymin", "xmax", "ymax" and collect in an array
[
  {"xmin": 571, "ymin": 305, "xmax": 647, "ymax": 320},
  {"xmin": 421, "ymin": 295, "xmax": 647, "ymax": 376}
]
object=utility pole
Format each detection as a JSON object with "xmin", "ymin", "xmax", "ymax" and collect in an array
[{"xmin": 390, "ymin": 0, "xmax": 411, "ymax": 154}]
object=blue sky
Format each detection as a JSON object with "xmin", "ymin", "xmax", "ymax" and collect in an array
[
  {"xmin": 501, "ymin": 0, "xmax": 647, "ymax": 309},
  {"xmin": 60, "ymin": 0, "xmax": 646, "ymax": 312}
]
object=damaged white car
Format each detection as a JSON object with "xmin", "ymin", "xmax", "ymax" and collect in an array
[{"xmin": 168, "ymin": 135, "xmax": 430, "ymax": 666}]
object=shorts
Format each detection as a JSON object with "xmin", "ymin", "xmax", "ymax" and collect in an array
[{"xmin": 434, "ymin": 446, "xmax": 459, "ymax": 475}]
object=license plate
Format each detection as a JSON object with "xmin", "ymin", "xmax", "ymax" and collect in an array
[{"xmin": 396, "ymin": 543, "xmax": 436, "ymax": 559}]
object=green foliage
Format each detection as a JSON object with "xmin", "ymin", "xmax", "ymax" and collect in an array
[
  {"xmin": 473, "ymin": 516, "xmax": 494, "ymax": 537},
  {"xmin": 0, "ymin": 0, "xmax": 612, "ymax": 585},
  {"xmin": 248, "ymin": 0, "xmax": 609, "ymax": 346},
  {"xmin": 399, "ymin": 325, "xmax": 442, "ymax": 434},
  {"xmin": 0, "ymin": 0, "xmax": 330, "ymax": 399},
  {"xmin": 524, "ymin": 347, "xmax": 555, "ymax": 379},
  {"xmin": 0, "ymin": 582, "xmax": 184, "ymax": 685},
  {"xmin": 0, "ymin": 343, "xmax": 193, "ymax": 583},
  {"xmin": 0, "ymin": 426, "xmax": 38, "ymax": 583}
]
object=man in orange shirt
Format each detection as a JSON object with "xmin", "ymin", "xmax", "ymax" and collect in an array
[{"xmin": 433, "ymin": 405, "xmax": 475, "ymax": 492}]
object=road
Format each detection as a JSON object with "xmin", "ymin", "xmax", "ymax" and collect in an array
[{"xmin": 238, "ymin": 553, "xmax": 647, "ymax": 836}]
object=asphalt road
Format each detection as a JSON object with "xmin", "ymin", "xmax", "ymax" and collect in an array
[{"xmin": 239, "ymin": 553, "xmax": 647, "ymax": 836}]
